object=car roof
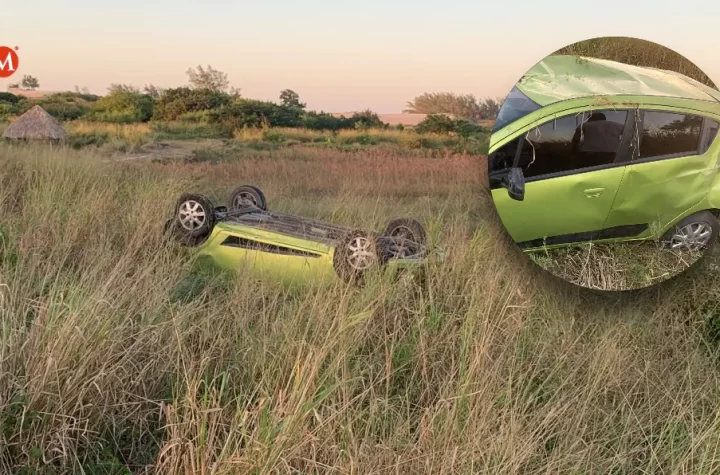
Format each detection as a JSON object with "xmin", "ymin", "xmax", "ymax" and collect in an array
[{"xmin": 516, "ymin": 55, "xmax": 720, "ymax": 107}]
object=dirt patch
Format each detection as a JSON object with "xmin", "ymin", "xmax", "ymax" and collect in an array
[{"xmin": 113, "ymin": 139, "xmax": 228, "ymax": 162}]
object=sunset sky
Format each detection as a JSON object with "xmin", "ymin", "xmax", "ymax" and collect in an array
[{"xmin": 2, "ymin": 0, "xmax": 719, "ymax": 113}]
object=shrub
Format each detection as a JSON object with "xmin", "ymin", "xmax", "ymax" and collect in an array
[
  {"xmin": 205, "ymin": 99, "xmax": 304, "ymax": 129},
  {"xmin": 24, "ymin": 95, "xmax": 91, "ymax": 120},
  {"xmin": 51, "ymin": 91, "xmax": 101, "ymax": 102},
  {"xmin": 415, "ymin": 114, "xmax": 488, "ymax": 139},
  {"xmin": 86, "ymin": 91, "xmax": 154, "ymax": 123},
  {"xmin": 415, "ymin": 114, "xmax": 457, "ymax": 134},
  {"xmin": 0, "ymin": 92, "xmax": 20, "ymax": 104},
  {"xmin": 153, "ymin": 87, "xmax": 232, "ymax": 121},
  {"xmin": 300, "ymin": 111, "xmax": 349, "ymax": 131},
  {"xmin": 0, "ymin": 103, "xmax": 12, "ymax": 121},
  {"xmin": 262, "ymin": 129, "xmax": 286, "ymax": 143},
  {"xmin": 350, "ymin": 109, "xmax": 386, "ymax": 130}
]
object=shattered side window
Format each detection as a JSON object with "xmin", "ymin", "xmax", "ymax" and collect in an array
[
  {"xmin": 492, "ymin": 86, "xmax": 542, "ymax": 132},
  {"xmin": 488, "ymin": 137, "xmax": 521, "ymax": 174},
  {"xmin": 519, "ymin": 110, "xmax": 627, "ymax": 179}
]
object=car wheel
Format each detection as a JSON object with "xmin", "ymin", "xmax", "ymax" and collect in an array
[
  {"xmin": 384, "ymin": 218, "xmax": 427, "ymax": 258},
  {"xmin": 333, "ymin": 230, "xmax": 387, "ymax": 283},
  {"xmin": 661, "ymin": 211, "xmax": 720, "ymax": 251},
  {"xmin": 174, "ymin": 193, "xmax": 216, "ymax": 240},
  {"xmin": 228, "ymin": 185, "xmax": 267, "ymax": 211}
]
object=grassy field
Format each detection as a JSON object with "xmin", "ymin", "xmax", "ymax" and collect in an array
[
  {"xmin": 527, "ymin": 241, "xmax": 708, "ymax": 291},
  {"xmin": 2, "ymin": 136, "xmax": 720, "ymax": 474},
  {"xmin": 0, "ymin": 121, "xmax": 488, "ymax": 158}
]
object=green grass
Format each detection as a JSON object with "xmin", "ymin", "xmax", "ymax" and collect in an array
[
  {"xmin": 34, "ymin": 120, "xmax": 491, "ymax": 158},
  {"xmin": 1, "ymin": 142, "xmax": 720, "ymax": 474}
]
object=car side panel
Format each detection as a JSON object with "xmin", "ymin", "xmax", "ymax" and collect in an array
[
  {"xmin": 602, "ymin": 154, "xmax": 716, "ymax": 240},
  {"xmin": 197, "ymin": 226, "xmax": 337, "ymax": 284},
  {"xmin": 492, "ymin": 165, "xmax": 628, "ymax": 244},
  {"xmin": 602, "ymin": 105, "xmax": 720, "ymax": 240}
]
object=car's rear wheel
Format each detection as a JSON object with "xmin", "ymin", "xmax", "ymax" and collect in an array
[
  {"xmin": 333, "ymin": 230, "xmax": 387, "ymax": 283},
  {"xmin": 384, "ymin": 218, "xmax": 427, "ymax": 258},
  {"xmin": 662, "ymin": 211, "xmax": 720, "ymax": 251},
  {"xmin": 174, "ymin": 193, "xmax": 216, "ymax": 242},
  {"xmin": 228, "ymin": 185, "xmax": 267, "ymax": 211}
]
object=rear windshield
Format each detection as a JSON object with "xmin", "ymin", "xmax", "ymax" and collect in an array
[{"xmin": 492, "ymin": 86, "xmax": 541, "ymax": 133}]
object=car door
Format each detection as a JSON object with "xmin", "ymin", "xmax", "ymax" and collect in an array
[
  {"xmin": 489, "ymin": 108, "xmax": 634, "ymax": 248},
  {"xmin": 204, "ymin": 225, "xmax": 336, "ymax": 283},
  {"xmin": 602, "ymin": 109, "xmax": 720, "ymax": 238}
]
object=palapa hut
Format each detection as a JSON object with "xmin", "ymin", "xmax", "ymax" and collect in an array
[{"xmin": 2, "ymin": 105, "xmax": 67, "ymax": 142}]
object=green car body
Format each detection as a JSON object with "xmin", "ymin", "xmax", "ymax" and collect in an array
[
  {"xmin": 194, "ymin": 220, "xmax": 425, "ymax": 286},
  {"xmin": 489, "ymin": 55, "xmax": 720, "ymax": 251},
  {"xmin": 168, "ymin": 189, "xmax": 430, "ymax": 287}
]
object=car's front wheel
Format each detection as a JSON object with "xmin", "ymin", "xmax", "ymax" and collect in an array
[
  {"xmin": 172, "ymin": 193, "xmax": 216, "ymax": 245},
  {"xmin": 333, "ymin": 230, "xmax": 387, "ymax": 283},
  {"xmin": 661, "ymin": 211, "xmax": 720, "ymax": 251}
]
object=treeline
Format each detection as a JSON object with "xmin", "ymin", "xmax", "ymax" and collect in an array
[
  {"xmin": 0, "ymin": 65, "xmax": 498, "ymax": 135},
  {"xmin": 404, "ymin": 92, "xmax": 503, "ymax": 121},
  {"xmin": 0, "ymin": 89, "xmax": 493, "ymax": 136},
  {"xmin": 0, "ymin": 88, "xmax": 387, "ymax": 132}
]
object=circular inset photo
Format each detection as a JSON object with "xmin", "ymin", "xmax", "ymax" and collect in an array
[{"xmin": 488, "ymin": 37, "xmax": 720, "ymax": 291}]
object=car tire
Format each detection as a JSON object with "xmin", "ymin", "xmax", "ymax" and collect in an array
[
  {"xmin": 333, "ymin": 229, "xmax": 387, "ymax": 283},
  {"xmin": 384, "ymin": 217, "xmax": 427, "ymax": 258},
  {"xmin": 174, "ymin": 193, "xmax": 216, "ymax": 240},
  {"xmin": 661, "ymin": 210, "xmax": 720, "ymax": 251},
  {"xmin": 228, "ymin": 185, "xmax": 267, "ymax": 211}
]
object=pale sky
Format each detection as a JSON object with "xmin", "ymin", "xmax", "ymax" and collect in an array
[{"xmin": 2, "ymin": 0, "xmax": 719, "ymax": 113}]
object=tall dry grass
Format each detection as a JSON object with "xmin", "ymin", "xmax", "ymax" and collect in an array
[
  {"xmin": 529, "ymin": 241, "xmax": 707, "ymax": 291},
  {"xmin": 1, "ymin": 143, "xmax": 720, "ymax": 474}
]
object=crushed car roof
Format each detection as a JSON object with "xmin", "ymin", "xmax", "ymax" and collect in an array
[{"xmin": 516, "ymin": 55, "xmax": 720, "ymax": 107}]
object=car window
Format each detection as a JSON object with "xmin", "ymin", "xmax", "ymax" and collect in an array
[
  {"xmin": 518, "ymin": 110, "xmax": 628, "ymax": 180},
  {"xmin": 638, "ymin": 111, "xmax": 702, "ymax": 159},
  {"xmin": 701, "ymin": 118, "xmax": 719, "ymax": 154},
  {"xmin": 492, "ymin": 86, "xmax": 541, "ymax": 132},
  {"xmin": 489, "ymin": 137, "xmax": 521, "ymax": 174}
]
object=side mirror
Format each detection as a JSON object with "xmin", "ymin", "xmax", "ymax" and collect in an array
[{"xmin": 502, "ymin": 167, "xmax": 525, "ymax": 201}]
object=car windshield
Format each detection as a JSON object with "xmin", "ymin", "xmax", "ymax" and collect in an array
[{"xmin": 492, "ymin": 86, "xmax": 541, "ymax": 132}]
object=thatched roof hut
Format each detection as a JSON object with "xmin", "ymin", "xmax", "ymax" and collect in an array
[{"xmin": 2, "ymin": 105, "xmax": 67, "ymax": 142}]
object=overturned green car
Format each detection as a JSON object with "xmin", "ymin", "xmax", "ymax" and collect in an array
[
  {"xmin": 164, "ymin": 185, "xmax": 429, "ymax": 284},
  {"xmin": 489, "ymin": 55, "xmax": 720, "ymax": 252}
]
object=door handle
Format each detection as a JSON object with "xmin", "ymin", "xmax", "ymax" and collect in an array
[{"xmin": 583, "ymin": 187, "xmax": 605, "ymax": 198}]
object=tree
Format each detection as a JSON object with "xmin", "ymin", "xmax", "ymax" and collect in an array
[
  {"xmin": 186, "ymin": 65, "xmax": 230, "ymax": 92},
  {"xmin": 21, "ymin": 75, "xmax": 39, "ymax": 90},
  {"xmin": 74, "ymin": 85, "xmax": 91, "ymax": 95},
  {"xmin": 143, "ymin": 84, "xmax": 165, "ymax": 99},
  {"xmin": 477, "ymin": 97, "xmax": 504, "ymax": 120},
  {"xmin": 404, "ymin": 92, "xmax": 480, "ymax": 119},
  {"xmin": 404, "ymin": 92, "xmax": 504, "ymax": 121},
  {"xmin": 279, "ymin": 89, "xmax": 305, "ymax": 109},
  {"xmin": 107, "ymin": 83, "xmax": 139, "ymax": 94}
]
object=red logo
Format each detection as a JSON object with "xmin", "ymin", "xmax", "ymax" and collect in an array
[{"xmin": 0, "ymin": 46, "xmax": 19, "ymax": 78}]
